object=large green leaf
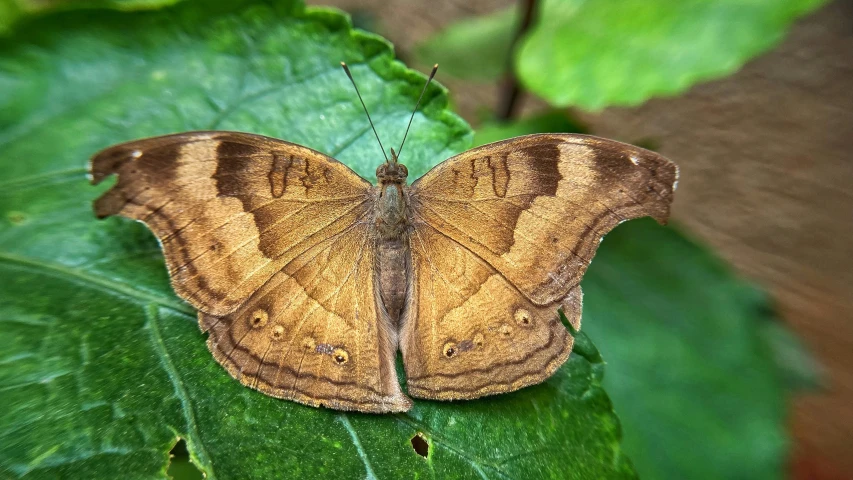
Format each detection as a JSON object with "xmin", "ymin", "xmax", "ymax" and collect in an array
[
  {"xmin": 420, "ymin": 0, "xmax": 827, "ymax": 109},
  {"xmin": 473, "ymin": 113, "xmax": 816, "ymax": 479},
  {"xmin": 0, "ymin": 2, "xmax": 636, "ymax": 478},
  {"xmin": 583, "ymin": 220, "xmax": 790, "ymax": 480}
]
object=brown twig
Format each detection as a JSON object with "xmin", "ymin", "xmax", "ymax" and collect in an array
[{"xmin": 496, "ymin": 0, "xmax": 538, "ymax": 121}]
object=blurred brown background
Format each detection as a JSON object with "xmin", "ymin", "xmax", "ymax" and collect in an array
[{"xmin": 309, "ymin": 0, "xmax": 853, "ymax": 477}]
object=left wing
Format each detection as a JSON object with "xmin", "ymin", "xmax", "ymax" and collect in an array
[
  {"xmin": 89, "ymin": 131, "xmax": 373, "ymax": 317},
  {"xmin": 200, "ymin": 219, "xmax": 411, "ymax": 412}
]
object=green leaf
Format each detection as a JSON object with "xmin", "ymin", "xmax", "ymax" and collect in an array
[
  {"xmin": 0, "ymin": 0, "xmax": 183, "ymax": 35},
  {"xmin": 472, "ymin": 114, "xmax": 815, "ymax": 479},
  {"xmin": 419, "ymin": 0, "xmax": 828, "ymax": 109},
  {"xmin": 0, "ymin": 2, "xmax": 635, "ymax": 478},
  {"xmin": 583, "ymin": 220, "xmax": 793, "ymax": 479},
  {"xmin": 517, "ymin": 0, "xmax": 829, "ymax": 109}
]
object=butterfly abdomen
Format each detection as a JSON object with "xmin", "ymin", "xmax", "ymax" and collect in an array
[{"xmin": 377, "ymin": 237, "xmax": 409, "ymax": 326}]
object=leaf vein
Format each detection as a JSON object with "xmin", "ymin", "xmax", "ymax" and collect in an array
[
  {"xmin": 0, "ymin": 252, "xmax": 191, "ymax": 315},
  {"xmin": 337, "ymin": 414, "xmax": 378, "ymax": 480}
]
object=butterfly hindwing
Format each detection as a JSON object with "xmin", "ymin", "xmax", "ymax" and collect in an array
[
  {"xmin": 402, "ymin": 221, "xmax": 580, "ymax": 399},
  {"xmin": 200, "ymin": 220, "xmax": 410, "ymax": 412},
  {"xmin": 90, "ymin": 131, "xmax": 410, "ymax": 412}
]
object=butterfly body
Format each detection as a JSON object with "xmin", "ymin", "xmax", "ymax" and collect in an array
[
  {"xmin": 374, "ymin": 151, "xmax": 412, "ymax": 326},
  {"xmin": 90, "ymin": 131, "xmax": 677, "ymax": 413}
]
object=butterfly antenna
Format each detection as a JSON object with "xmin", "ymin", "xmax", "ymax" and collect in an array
[
  {"xmin": 341, "ymin": 62, "xmax": 388, "ymax": 162},
  {"xmin": 397, "ymin": 64, "xmax": 438, "ymax": 160}
]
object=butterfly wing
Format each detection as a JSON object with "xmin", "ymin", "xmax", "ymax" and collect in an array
[
  {"xmin": 403, "ymin": 134, "xmax": 676, "ymax": 399},
  {"xmin": 91, "ymin": 131, "xmax": 410, "ymax": 412}
]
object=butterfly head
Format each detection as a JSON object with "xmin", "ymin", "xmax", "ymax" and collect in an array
[{"xmin": 377, "ymin": 147, "xmax": 408, "ymax": 184}]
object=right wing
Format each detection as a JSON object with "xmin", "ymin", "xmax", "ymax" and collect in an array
[
  {"xmin": 408, "ymin": 134, "xmax": 677, "ymax": 307},
  {"xmin": 401, "ymin": 134, "xmax": 675, "ymax": 400}
]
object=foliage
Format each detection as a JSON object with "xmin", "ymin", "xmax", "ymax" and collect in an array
[
  {"xmin": 0, "ymin": 1, "xmax": 820, "ymax": 478},
  {"xmin": 420, "ymin": 0, "xmax": 829, "ymax": 109},
  {"xmin": 0, "ymin": 0, "xmax": 183, "ymax": 34},
  {"xmin": 416, "ymin": 6, "xmax": 516, "ymax": 82}
]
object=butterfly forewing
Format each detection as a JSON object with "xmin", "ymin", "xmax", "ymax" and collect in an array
[
  {"xmin": 90, "ymin": 131, "xmax": 410, "ymax": 412},
  {"xmin": 90, "ymin": 131, "xmax": 374, "ymax": 315},
  {"xmin": 409, "ymin": 134, "xmax": 677, "ymax": 307}
]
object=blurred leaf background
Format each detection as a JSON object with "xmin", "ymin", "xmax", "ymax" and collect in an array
[{"xmin": 1, "ymin": 0, "xmax": 848, "ymax": 479}]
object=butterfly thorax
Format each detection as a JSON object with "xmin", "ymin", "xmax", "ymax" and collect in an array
[
  {"xmin": 375, "ymin": 159, "xmax": 410, "ymax": 325},
  {"xmin": 375, "ymin": 160, "xmax": 409, "ymax": 240}
]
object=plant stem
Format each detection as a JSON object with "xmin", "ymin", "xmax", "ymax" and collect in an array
[{"xmin": 496, "ymin": 0, "xmax": 538, "ymax": 121}]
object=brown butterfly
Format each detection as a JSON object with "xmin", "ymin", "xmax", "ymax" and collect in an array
[{"xmin": 89, "ymin": 64, "xmax": 677, "ymax": 413}]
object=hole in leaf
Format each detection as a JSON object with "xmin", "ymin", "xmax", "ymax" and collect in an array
[
  {"xmin": 167, "ymin": 437, "xmax": 204, "ymax": 480},
  {"xmin": 6, "ymin": 211, "xmax": 27, "ymax": 225},
  {"xmin": 410, "ymin": 433, "xmax": 429, "ymax": 458}
]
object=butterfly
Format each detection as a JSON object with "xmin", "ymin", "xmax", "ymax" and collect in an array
[{"xmin": 89, "ymin": 64, "xmax": 677, "ymax": 413}]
